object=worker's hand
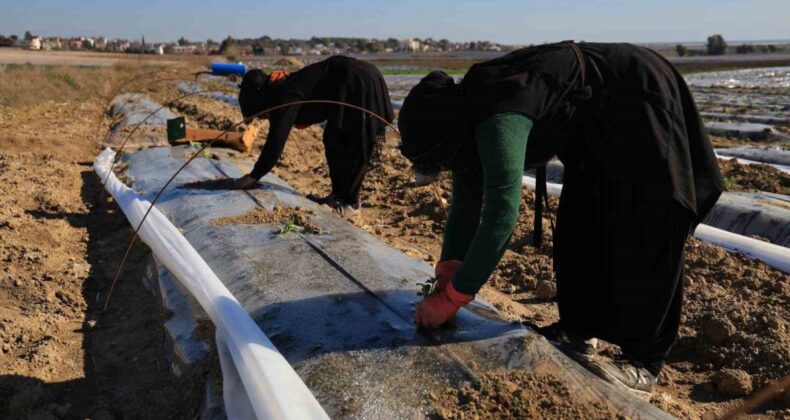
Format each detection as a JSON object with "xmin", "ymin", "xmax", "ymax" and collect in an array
[
  {"xmin": 434, "ymin": 260, "xmax": 463, "ymax": 292},
  {"xmin": 414, "ymin": 281, "xmax": 474, "ymax": 329},
  {"xmin": 233, "ymin": 175, "xmax": 258, "ymax": 190}
]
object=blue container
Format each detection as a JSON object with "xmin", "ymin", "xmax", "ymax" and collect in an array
[{"xmin": 210, "ymin": 62, "xmax": 247, "ymax": 77}]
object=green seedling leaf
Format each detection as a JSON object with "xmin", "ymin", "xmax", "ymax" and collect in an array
[{"xmin": 279, "ymin": 219, "xmax": 300, "ymax": 234}]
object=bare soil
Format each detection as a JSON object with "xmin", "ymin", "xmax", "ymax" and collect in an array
[
  {"xmin": 0, "ymin": 65, "xmax": 205, "ymax": 419},
  {"xmin": 212, "ymin": 205, "xmax": 321, "ymax": 233},
  {"xmin": 431, "ymin": 370, "xmax": 617, "ymax": 419},
  {"xmin": 718, "ymin": 158, "xmax": 790, "ymax": 195}
]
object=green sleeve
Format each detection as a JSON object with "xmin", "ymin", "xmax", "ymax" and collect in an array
[{"xmin": 446, "ymin": 112, "xmax": 532, "ymax": 295}]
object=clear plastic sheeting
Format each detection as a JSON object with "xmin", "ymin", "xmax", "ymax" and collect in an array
[
  {"xmin": 110, "ymin": 146, "xmax": 671, "ymax": 419},
  {"xmin": 178, "ymin": 81, "xmax": 240, "ymax": 106},
  {"xmin": 685, "ymin": 66, "xmax": 790, "ymax": 89},
  {"xmin": 717, "ymin": 146, "xmax": 790, "ymax": 167},
  {"xmin": 705, "ymin": 121, "xmax": 785, "ymax": 142},
  {"xmin": 93, "ymin": 148, "xmax": 329, "ymax": 420},
  {"xmin": 110, "ymin": 93, "xmax": 178, "ymax": 130},
  {"xmin": 522, "ymin": 175, "xmax": 790, "ymax": 274}
]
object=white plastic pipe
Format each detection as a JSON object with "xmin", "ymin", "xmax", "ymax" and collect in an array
[
  {"xmin": 522, "ymin": 175, "xmax": 790, "ymax": 274},
  {"xmin": 94, "ymin": 148, "xmax": 328, "ymax": 420}
]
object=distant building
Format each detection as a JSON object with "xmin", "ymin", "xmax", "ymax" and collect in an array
[
  {"xmin": 108, "ymin": 39, "xmax": 130, "ymax": 52},
  {"xmin": 400, "ymin": 38, "xmax": 420, "ymax": 52},
  {"xmin": 171, "ymin": 44, "xmax": 199, "ymax": 54},
  {"xmin": 287, "ymin": 46, "xmax": 303, "ymax": 55},
  {"xmin": 94, "ymin": 37, "xmax": 108, "ymax": 50},
  {"xmin": 27, "ymin": 36, "xmax": 42, "ymax": 50},
  {"xmin": 41, "ymin": 37, "xmax": 61, "ymax": 51},
  {"xmin": 68, "ymin": 38, "xmax": 83, "ymax": 50}
]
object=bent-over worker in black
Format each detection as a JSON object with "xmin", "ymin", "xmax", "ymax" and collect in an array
[
  {"xmin": 234, "ymin": 56, "xmax": 394, "ymax": 211},
  {"xmin": 398, "ymin": 42, "xmax": 723, "ymax": 398}
]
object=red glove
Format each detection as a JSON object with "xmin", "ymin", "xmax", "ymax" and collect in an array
[
  {"xmin": 434, "ymin": 260, "xmax": 463, "ymax": 292},
  {"xmin": 414, "ymin": 280, "xmax": 474, "ymax": 329}
]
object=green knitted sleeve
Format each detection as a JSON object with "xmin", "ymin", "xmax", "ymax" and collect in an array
[{"xmin": 441, "ymin": 112, "xmax": 532, "ymax": 295}]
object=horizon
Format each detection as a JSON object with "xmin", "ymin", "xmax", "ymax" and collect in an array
[{"xmin": 2, "ymin": 0, "xmax": 789, "ymax": 45}]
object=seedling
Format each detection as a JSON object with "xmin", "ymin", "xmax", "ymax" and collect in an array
[
  {"xmin": 279, "ymin": 219, "xmax": 301, "ymax": 234},
  {"xmin": 189, "ymin": 141, "xmax": 213, "ymax": 160},
  {"xmin": 416, "ymin": 277, "xmax": 439, "ymax": 297},
  {"xmin": 722, "ymin": 176, "xmax": 736, "ymax": 190}
]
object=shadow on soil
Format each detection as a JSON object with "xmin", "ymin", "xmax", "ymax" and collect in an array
[{"xmin": 1, "ymin": 169, "xmax": 205, "ymax": 419}]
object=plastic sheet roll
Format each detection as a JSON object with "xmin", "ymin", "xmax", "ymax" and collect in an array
[{"xmin": 94, "ymin": 148, "xmax": 328, "ymax": 420}]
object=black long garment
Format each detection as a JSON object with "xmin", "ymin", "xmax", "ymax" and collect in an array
[
  {"xmin": 248, "ymin": 56, "xmax": 394, "ymax": 184},
  {"xmin": 462, "ymin": 42, "xmax": 723, "ymax": 362}
]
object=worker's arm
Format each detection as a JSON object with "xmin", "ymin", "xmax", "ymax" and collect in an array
[
  {"xmin": 248, "ymin": 63, "xmax": 326, "ymax": 180},
  {"xmin": 440, "ymin": 167, "xmax": 483, "ymax": 261},
  {"xmin": 248, "ymin": 103, "xmax": 300, "ymax": 179},
  {"xmin": 450, "ymin": 112, "xmax": 532, "ymax": 295}
]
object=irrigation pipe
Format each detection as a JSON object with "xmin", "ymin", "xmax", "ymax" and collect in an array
[{"xmin": 521, "ymin": 175, "xmax": 790, "ymax": 273}]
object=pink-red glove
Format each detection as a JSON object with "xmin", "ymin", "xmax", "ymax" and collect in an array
[
  {"xmin": 434, "ymin": 259, "xmax": 463, "ymax": 292},
  {"xmin": 414, "ymin": 280, "xmax": 474, "ymax": 329}
]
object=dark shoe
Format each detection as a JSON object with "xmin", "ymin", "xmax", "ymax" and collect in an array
[
  {"xmin": 306, "ymin": 193, "xmax": 336, "ymax": 205},
  {"xmin": 583, "ymin": 358, "xmax": 657, "ymax": 399},
  {"xmin": 539, "ymin": 323, "xmax": 598, "ymax": 361}
]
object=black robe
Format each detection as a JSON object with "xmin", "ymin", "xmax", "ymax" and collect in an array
[
  {"xmin": 461, "ymin": 42, "xmax": 723, "ymax": 226},
  {"xmin": 461, "ymin": 42, "xmax": 723, "ymax": 362},
  {"xmin": 249, "ymin": 56, "xmax": 394, "ymax": 180}
]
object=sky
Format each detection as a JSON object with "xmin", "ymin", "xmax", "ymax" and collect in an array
[{"xmin": 2, "ymin": 0, "xmax": 789, "ymax": 45}]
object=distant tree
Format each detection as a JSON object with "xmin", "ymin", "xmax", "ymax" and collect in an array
[
  {"xmin": 24, "ymin": 31, "xmax": 33, "ymax": 41},
  {"xmin": 219, "ymin": 36, "xmax": 240, "ymax": 59},
  {"xmin": 735, "ymin": 44, "xmax": 754, "ymax": 54},
  {"xmin": 219, "ymin": 36, "xmax": 237, "ymax": 53},
  {"xmin": 385, "ymin": 38, "xmax": 400, "ymax": 50},
  {"xmin": 767, "ymin": 44, "xmax": 778, "ymax": 53},
  {"xmin": 675, "ymin": 44, "xmax": 688, "ymax": 57},
  {"xmin": 10, "ymin": 35, "xmax": 18, "ymax": 42},
  {"xmin": 177, "ymin": 37, "xmax": 189, "ymax": 46},
  {"xmin": 706, "ymin": 34, "xmax": 728, "ymax": 55}
]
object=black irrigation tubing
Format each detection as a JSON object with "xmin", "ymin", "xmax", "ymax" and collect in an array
[{"xmin": 102, "ymin": 99, "xmax": 399, "ymax": 311}]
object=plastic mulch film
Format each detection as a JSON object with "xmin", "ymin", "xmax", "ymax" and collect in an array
[{"xmin": 94, "ymin": 148, "xmax": 329, "ymax": 420}]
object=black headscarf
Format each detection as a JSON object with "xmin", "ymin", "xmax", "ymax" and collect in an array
[
  {"xmin": 238, "ymin": 69, "xmax": 270, "ymax": 120},
  {"xmin": 398, "ymin": 71, "xmax": 474, "ymax": 174}
]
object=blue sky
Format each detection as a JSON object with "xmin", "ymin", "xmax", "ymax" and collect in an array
[{"xmin": 3, "ymin": 0, "xmax": 789, "ymax": 44}]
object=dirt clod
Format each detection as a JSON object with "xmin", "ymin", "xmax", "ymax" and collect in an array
[
  {"xmin": 702, "ymin": 316, "xmax": 737, "ymax": 345},
  {"xmin": 535, "ymin": 280, "xmax": 557, "ymax": 300},
  {"xmin": 715, "ymin": 369, "xmax": 753, "ymax": 397}
]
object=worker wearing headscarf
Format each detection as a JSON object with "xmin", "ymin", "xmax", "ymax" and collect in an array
[
  {"xmin": 235, "ymin": 56, "xmax": 394, "ymax": 211},
  {"xmin": 399, "ymin": 42, "xmax": 723, "ymax": 397}
]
